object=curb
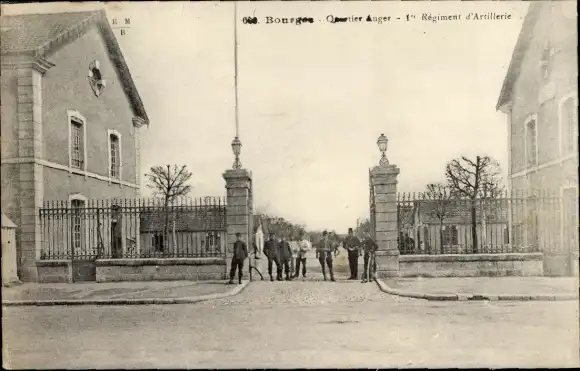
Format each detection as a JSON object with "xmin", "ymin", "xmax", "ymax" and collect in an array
[
  {"xmin": 375, "ymin": 279, "xmax": 578, "ymax": 302},
  {"xmin": 1, "ymin": 280, "xmax": 249, "ymax": 307}
]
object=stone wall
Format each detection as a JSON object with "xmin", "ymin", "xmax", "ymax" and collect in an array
[
  {"xmin": 36, "ymin": 260, "xmax": 72, "ymax": 283},
  {"xmin": 399, "ymin": 253, "xmax": 544, "ymax": 277},
  {"xmin": 95, "ymin": 258, "xmax": 226, "ymax": 282}
]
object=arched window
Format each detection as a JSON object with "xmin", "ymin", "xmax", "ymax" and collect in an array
[{"xmin": 69, "ymin": 194, "xmax": 88, "ymax": 257}]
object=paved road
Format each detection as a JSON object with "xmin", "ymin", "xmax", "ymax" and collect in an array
[{"xmin": 3, "ymin": 279, "xmax": 579, "ymax": 369}]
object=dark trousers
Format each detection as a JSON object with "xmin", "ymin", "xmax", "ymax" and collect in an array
[
  {"xmin": 278, "ymin": 258, "xmax": 290, "ymax": 279},
  {"xmin": 348, "ymin": 250, "xmax": 359, "ymax": 278},
  {"xmin": 362, "ymin": 252, "xmax": 377, "ymax": 279},
  {"xmin": 318, "ymin": 252, "xmax": 334, "ymax": 279},
  {"xmin": 294, "ymin": 257, "xmax": 307, "ymax": 277},
  {"xmin": 267, "ymin": 256, "xmax": 280, "ymax": 278},
  {"xmin": 229, "ymin": 258, "xmax": 244, "ymax": 281}
]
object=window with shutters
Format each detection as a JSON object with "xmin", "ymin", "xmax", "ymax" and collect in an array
[
  {"xmin": 110, "ymin": 134, "xmax": 120, "ymax": 179},
  {"xmin": 107, "ymin": 129, "xmax": 122, "ymax": 180},
  {"xmin": 71, "ymin": 120, "xmax": 84, "ymax": 169},
  {"xmin": 560, "ymin": 94, "xmax": 578, "ymax": 156},
  {"xmin": 67, "ymin": 111, "xmax": 87, "ymax": 172},
  {"xmin": 525, "ymin": 115, "xmax": 538, "ymax": 167},
  {"xmin": 442, "ymin": 225, "xmax": 458, "ymax": 246},
  {"xmin": 503, "ymin": 226, "xmax": 509, "ymax": 244}
]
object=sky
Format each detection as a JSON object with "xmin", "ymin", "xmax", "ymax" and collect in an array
[{"xmin": 2, "ymin": 1, "xmax": 530, "ymax": 232}]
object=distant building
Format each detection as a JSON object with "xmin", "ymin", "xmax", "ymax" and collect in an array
[
  {"xmin": 139, "ymin": 205, "xmax": 226, "ymax": 257},
  {"xmin": 496, "ymin": 1, "xmax": 578, "ymax": 275},
  {"xmin": 1, "ymin": 10, "xmax": 149, "ymax": 281},
  {"xmin": 398, "ymin": 200, "xmax": 509, "ymax": 254}
]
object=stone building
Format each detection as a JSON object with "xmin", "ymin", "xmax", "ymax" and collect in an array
[
  {"xmin": 1, "ymin": 10, "xmax": 149, "ymax": 281},
  {"xmin": 139, "ymin": 204, "xmax": 227, "ymax": 257},
  {"xmin": 496, "ymin": 1, "xmax": 578, "ymax": 275}
]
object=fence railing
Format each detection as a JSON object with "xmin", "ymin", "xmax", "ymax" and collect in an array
[
  {"xmin": 39, "ymin": 197, "xmax": 227, "ymax": 260},
  {"xmin": 396, "ymin": 190, "xmax": 571, "ymax": 255}
]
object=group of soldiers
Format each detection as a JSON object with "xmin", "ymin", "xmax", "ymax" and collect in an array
[
  {"xmin": 342, "ymin": 228, "xmax": 378, "ymax": 283},
  {"xmin": 263, "ymin": 231, "xmax": 311, "ymax": 281},
  {"xmin": 228, "ymin": 228, "xmax": 379, "ymax": 284}
]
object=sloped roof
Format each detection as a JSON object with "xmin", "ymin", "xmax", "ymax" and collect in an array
[
  {"xmin": 400, "ymin": 199, "xmax": 509, "ymax": 227},
  {"xmin": 1, "ymin": 213, "xmax": 17, "ymax": 228},
  {"xmin": 1, "ymin": 10, "xmax": 149, "ymax": 125},
  {"xmin": 496, "ymin": 2, "xmax": 543, "ymax": 111},
  {"xmin": 140, "ymin": 207, "xmax": 226, "ymax": 232}
]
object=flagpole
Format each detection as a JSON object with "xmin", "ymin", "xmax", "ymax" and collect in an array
[
  {"xmin": 234, "ymin": 1, "xmax": 239, "ymax": 139},
  {"xmin": 231, "ymin": 1, "xmax": 242, "ymax": 170}
]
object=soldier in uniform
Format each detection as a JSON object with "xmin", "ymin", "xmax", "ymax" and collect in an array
[
  {"xmin": 316, "ymin": 231, "xmax": 336, "ymax": 282},
  {"xmin": 361, "ymin": 232, "xmax": 378, "ymax": 283},
  {"xmin": 277, "ymin": 235, "xmax": 293, "ymax": 281},
  {"xmin": 229, "ymin": 232, "xmax": 248, "ymax": 284},
  {"xmin": 343, "ymin": 227, "xmax": 361, "ymax": 280},
  {"xmin": 263, "ymin": 233, "xmax": 280, "ymax": 281},
  {"xmin": 293, "ymin": 232, "xmax": 311, "ymax": 279}
]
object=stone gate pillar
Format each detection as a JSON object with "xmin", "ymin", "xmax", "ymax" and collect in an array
[
  {"xmin": 223, "ymin": 169, "xmax": 252, "ymax": 279},
  {"xmin": 370, "ymin": 164, "xmax": 400, "ymax": 278}
]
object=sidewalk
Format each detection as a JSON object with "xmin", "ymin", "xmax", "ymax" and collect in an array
[
  {"xmin": 377, "ymin": 277, "xmax": 579, "ymax": 301},
  {"xmin": 2, "ymin": 280, "xmax": 248, "ymax": 306}
]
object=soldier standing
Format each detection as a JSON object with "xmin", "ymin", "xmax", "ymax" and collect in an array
[
  {"xmin": 277, "ymin": 235, "xmax": 293, "ymax": 281},
  {"xmin": 316, "ymin": 231, "xmax": 336, "ymax": 282},
  {"xmin": 343, "ymin": 227, "xmax": 361, "ymax": 280},
  {"xmin": 229, "ymin": 232, "xmax": 248, "ymax": 284},
  {"xmin": 293, "ymin": 232, "xmax": 311, "ymax": 279},
  {"xmin": 361, "ymin": 232, "xmax": 378, "ymax": 283},
  {"xmin": 263, "ymin": 233, "xmax": 280, "ymax": 281}
]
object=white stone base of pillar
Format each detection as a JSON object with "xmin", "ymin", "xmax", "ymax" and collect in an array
[{"xmin": 375, "ymin": 250, "xmax": 400, "ymax": 278}]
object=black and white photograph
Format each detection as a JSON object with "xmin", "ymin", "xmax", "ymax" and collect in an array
[{"xmin": 1, "ymin": 0, "xmax": 578, "ymax": 368}]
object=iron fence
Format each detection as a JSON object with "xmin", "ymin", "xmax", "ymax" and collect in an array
[
  {"xmin": 369, "ymin": 169, "xmax": 376, "ymax": 239},
  {"xmin": 396, "ymin": 190, "xmax": 572, "ymax": 255},
  {"xmin": 39, "ymin": 197, "xmax": 227, "ymax": 260}
]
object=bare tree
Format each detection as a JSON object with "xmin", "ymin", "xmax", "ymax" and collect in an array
[
  {"xmin": 445, "ymin": 156, "xmax": 503, "ymax": 252},
  {"xmin": 425, "ymin": 183, "xmax": 452, "ymax": 253},
  {"xmin": 356, "ymin": 218, "xmax": 373, "ymax": 237},
  {"xmin": 146, "ymin": 165, "xmax": 193, "ymax": 251}
]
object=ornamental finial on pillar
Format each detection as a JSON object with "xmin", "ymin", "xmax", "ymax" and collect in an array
[
  {"xmin": 377, "ymin": 133, "xmax": 389, "ymax": 166},
  {"xmin": 231, "ymin": 136, "xmax": 242, "ymax": 170}
]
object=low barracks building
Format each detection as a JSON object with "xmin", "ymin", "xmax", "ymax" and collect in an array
[
  {"xmin": 496, "ymin": 2, "xmax": 578, "ymax": 276},
  {"xmin": 1, "ymin": 10, "xmax": 149, "ymax": 281}
]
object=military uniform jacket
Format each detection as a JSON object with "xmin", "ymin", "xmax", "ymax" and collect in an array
[
  {"xmin": 233, "ymin": 241, "xmax": 248, "ymax": 260},
  {"xmin": 343, "ymin": 236, "xmax": 361, "ymax": 252},
  {"xmin": 264, "ymin": 240, "xmax": 278, "ymax": 259},
  {"xmin": 277, "ymin": 241, "xmax": 292, "ymax": 261},
  {"xmin": 362, "ymin": 238, "xmax": 378, "ymax": 254},
  {"xmin": 316, "ymin": 239, "xmax": 334, "ymax": 253}
]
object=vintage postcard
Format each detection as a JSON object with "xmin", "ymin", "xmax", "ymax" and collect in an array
[{"xmin": 1, "ymin": 0, "xmax": 578, "ymax": 369}]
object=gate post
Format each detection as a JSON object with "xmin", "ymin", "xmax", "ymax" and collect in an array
[
  {"xmin": 223, "ymin": 169, "xmax": 252, "ymax": 280},
  {"xmin": 370, "ymin": 162, "xmax": 400, "ymax": 278}
]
